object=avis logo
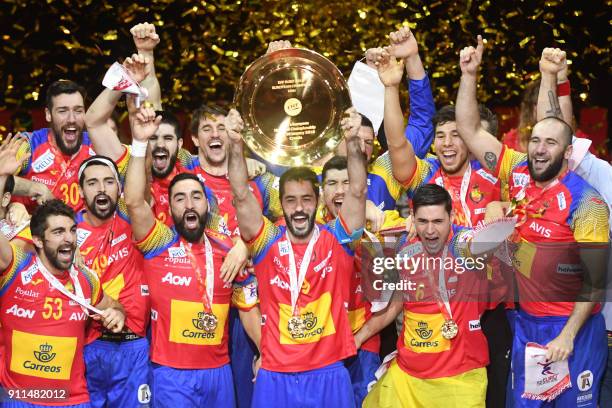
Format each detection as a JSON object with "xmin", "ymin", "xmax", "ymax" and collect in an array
[
  {"xmin": 415, "ymin": 321, "xmax": 433, "ymax": 340},
  {"xmin": 34, "ymin": 343, "xmax": 56, "ymax": 363},
  {"xmin": 537, "ymin": 361, "xmax": 556, "ymax": 376}
]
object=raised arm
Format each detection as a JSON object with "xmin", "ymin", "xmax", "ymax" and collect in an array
[
  {"xmin": 0, "ymin": 136, "xmax": 30, "ymax": 270},
  {"xmin": 389, "ymin": 26, "xmax": 435, "ymax": 158},
  {"xmin": 536, "ymin": 48, "xmax": 567, "ymax": 121},
  {"xmin": 124, "ymin": 103, "xmax": 161, "ymax": 241},
  {"xmin": 86, "ymin": 54, "xmax": 150, "ymax": 160},
  {"xmin": 456, "ymin": 35, "xmax": 502, "ymax": 171},
  {"xmin": 339, "ymin": 108, "xmax": 367, "ymax": 233},
  {"xmin": 375, "ymin": 49, "xmax": 417, "ymax": 183},
  {"xmin": 226, "ymin": 109, "xmax": 264, "ymax": 242},
  {"xmin": 556, "ymin": 61, "xmax": 574, "ymax": 127},
  {"xmin": 131, "ymin": 22, "xmax": 162, "ymax": 110}
]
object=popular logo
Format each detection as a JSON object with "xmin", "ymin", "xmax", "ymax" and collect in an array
[{"xmin": 415, "ymin": 321, "xmax": 433, "ymax": 340}]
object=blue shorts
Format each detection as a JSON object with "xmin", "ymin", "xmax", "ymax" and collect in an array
[
  {"xmin": 252, "ymin": 361, "xmax": 354, "ymax": 408},
  {"xmin": 151, "ymin": 363, "xmax": 235, "ymax": 408},
  {"xmin": 511, "ymin": 311, "xmax": 607, "ymax": 407},
  {"xmin": 344, "ymin": 349, "xmax": 380, "ymax": 407},
  {"xmin": 228, "ymin": 308, "xmax": 257, "ymax": 408},
  {"xmin": 84, "ymin": 337, "xmax": 151, "ymax": 408}
]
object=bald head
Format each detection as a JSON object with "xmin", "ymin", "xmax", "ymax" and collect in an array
[
  {"xmin": 531, "ymin": 117, "xmax": 573, "ymax": 148},
  {"xmin": 528, "ymin": 117, "xmax": 574, "ymax": 182}
]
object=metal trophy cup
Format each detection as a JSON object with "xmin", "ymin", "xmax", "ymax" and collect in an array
[{"xmin": 234, "ymin": 48, "xmax": 352, "ymax": 167}]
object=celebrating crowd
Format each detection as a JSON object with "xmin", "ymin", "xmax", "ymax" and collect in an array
[{"xmin": 0, "ymin": 21, "xmax": 610, "ymax": 408}]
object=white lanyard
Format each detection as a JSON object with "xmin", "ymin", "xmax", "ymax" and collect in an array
[
  {"xmin": 441, "ymin": 165, "xmax": 472, "ymax": 227},
  {"xmin": 425, "ymin": 246, "xmax": 452, "ymax": 320},
  {"xmin": 36, "ymin": 258, "xmax": 102, "ymax": 315},
  {"xmin": 286, "ymin": 226, "xmax": 320, "ymax": 316},
  {"xmin": 458, "ymin": 165, "xmax": 472, "ymax": 227},
  {"xmin": 437, "ymin": 246, "xmax": 452, "ymax": 321}
]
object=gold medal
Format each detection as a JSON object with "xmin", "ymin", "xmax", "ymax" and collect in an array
[
  {"xmin": 287, "ymin": 316, "xmax": 305, "ymax": 337},
  {"xmin": 441, "ymin": 319, "xmax": 459, "ymax": 340},
  {"xmin": 199, "ymin": 312, "xmax": 218, "ymax": 332}
]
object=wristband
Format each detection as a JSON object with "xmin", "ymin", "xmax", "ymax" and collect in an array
[
  {"xmin": 130, "ymin": 140, "xmax": 148, "ymax": 158},
  {"xmin": 557, "ymin": 80, "xmax": 571, "ymax": 97}
]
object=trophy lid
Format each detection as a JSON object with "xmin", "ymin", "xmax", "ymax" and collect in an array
[{"xmin": 234, "ymin": 48, "xmax": 351, "ymax": 167}]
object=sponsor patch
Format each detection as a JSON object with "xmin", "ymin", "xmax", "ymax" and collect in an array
[
  {"xmin": 111, "ymin": 233, "xmax": 127, "ymax": 247},
  {"xmin": 278, "ymin": 240, "xmax": 290, "ymax": 257},
  {"xmin": 468, "ymin": 319, "xmax": 481, "ymax": 331},
  {"xmin": 476, "ymin": 169, "xmax": 498, "ymax": 184},
  {"xmin": 168, "ymin": 245, "xmax": 186, "ymax": 258},
  {"xmin": 577, "ymin": 370, "xmax": 593, "ymax": 392},
  {"xmin": 556, "ymin": 264, "xmax": 582, "ymax": 275},
  {"xmin": 556, "ymin": 192, "xmax": 567, "ymax": 211},
  {"xmin": 21, "ymin": 264, "xmax": 39, "ymax": 286},
  {"xmin": 512, "ymin": 172, "xmax": 530, "ymax": 188},
  {"xmin": 76, "ymin": 229, "xmax": 92, "ymax": 247},
  {"xmin": 32, "ymin": 149, "xmax": 55, "ymax": 173}
]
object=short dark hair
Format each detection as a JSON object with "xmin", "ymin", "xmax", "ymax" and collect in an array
[
  {"xmin": 190, "ymin": 105, "xmax": 228, "ymax": 135},
  {"xmin": 478, "ymin": 104, "xmax": 499, "ymax": 136},
  {"xmin": 359, "ymin": 113, "xmax": 374, "ymax": 131},
  {"xmin": 30, "ymin": 199, "xmax": 75, "ymax": 238},
  {"xmin": 433, "ymin": 105, "xmax": 456, "ymax": 129},
  {"xmin": 3, "ymin": 175, "xmax": 14, "ymax": 195},
  {"xmin": 45, "ymin": 80, "xmax": 86, "ymax": 110},
  {"xmin": 412, "ymin": 184, "xmax": 452, "ymax": 215},
  {"xmin": 168, "ymin": 173, "xmax": 206, "ymax": 198},
  {"xmin": 322, "ymin": 156, "xmax": 348, "ymax": 183},
  {"xmin": 279, "ymin": 167, "xmax": 319, "ymax": 201},
  {"xmin": 157, "ymin": 110, "xmax": 182, "ymax": 140},
  {"xmin": 534, "ymin": 116, "xmax": 573, "ymax": 146},
  {"xmin": 433, "ymin": 104, "xmax": 498, "ymax": 136},
  {"xmin": 78, "ymin": 155, "xmax": 120, "ymax": 187}
]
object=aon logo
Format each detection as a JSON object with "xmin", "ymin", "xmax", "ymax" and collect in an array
[
  {"xmin": 6, "ymin": 304, "xmax": 35, "ymax": 319},
  {"xmin": 161, "ymin": 272, "xmax": 192, "ymax": 287}
]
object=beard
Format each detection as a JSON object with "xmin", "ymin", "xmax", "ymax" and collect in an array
[
  {"xmin": 528, "ymin": 154, "xmax": 564, "ymax": 182},
  {"xmin": 284, "ymin": 210, "xmax": 316, "ymax": 239},
  {"xmin": 43, "ymin": 242, "xmax": 75, "ymax": 271},
  {"xmin": 85, "ymin": 193, "xmax": 117, "ymax": 220},
  {"xmin": 151, "ymin": 147, "xmax": 178, "ymax": 179},
  {"xmin": 173, "ymin": 209, "xmax": 208, "ymax": 243},
  {"xmin": 52, "ymin": 124, "xmax": 83, "ymax": 156}
]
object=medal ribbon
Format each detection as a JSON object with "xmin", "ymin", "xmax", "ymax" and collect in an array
[
  {"xmin": 441, "ymin": 165, "xmax": 472, "ymax": 227},
  {"xmin": 424, "ymin": 246, "xmax": 453, "ymax": 321},
  {"xmin": 36, "ymin": 257, "xmax": 103, "ymax": 315},
  {"xmin": 185, "ymin": 234, "xmax": 215, "ymax": 313},
  {"xmin": 286, "ymin": 226, "xmax": 320, "ymax": 317}
]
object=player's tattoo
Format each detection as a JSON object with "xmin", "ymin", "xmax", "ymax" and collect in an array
[
  {"xmin": 545, "ymin": 90, "xmax": 562, "ymax": 118},
  {"xmin": 484, "ymin": 152, "xmax": 498, "ymax": 170}
]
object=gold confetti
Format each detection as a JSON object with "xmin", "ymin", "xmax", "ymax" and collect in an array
[{"xmin": 0, "ymin": 0, "xmax": 605, "ymax": 113}]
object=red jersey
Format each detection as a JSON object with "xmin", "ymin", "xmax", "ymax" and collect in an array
[
  {"xmin": 76, "ymin": 200, "xmax": 149, "ymax": 342},
  {"xmin": 495, "ymin": 146, "xmax": 610, "ymax": 316},
  {"xmin": 403, "ymin": 156, "xmax": 501, "ymax": 229},
  {"xmin": 0, "ymin": 245, "xmax": 102, "ymax": 405},
  {"xmin": 16, "ymin": 129, "xmax": 128, "ymax": 212},
  {"xmin": 189, "ymin": 161, "xmax": 281, "ymax": 236},
  {"xmin": 246, "ymin": 216, "xmax": 359, "ymax": 372},
  {"xmin": 135, "ymin": 216, "xmax": 234, "ymax": 369},
  {"xmin": 150, "ymin": 149, "xmax": 196, "ymax": 226},
  {"xmin": 396, "ymin": 226, "xmax": 489, "ymax": 379}
]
